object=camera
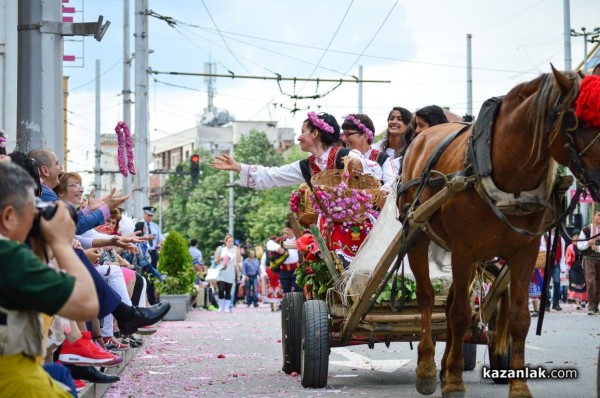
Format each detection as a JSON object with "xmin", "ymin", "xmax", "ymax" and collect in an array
[{"xmin": 29, "ymin": 199, "xmax": 78, "ymax": 237}]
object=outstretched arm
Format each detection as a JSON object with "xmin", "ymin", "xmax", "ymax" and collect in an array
[{"xmin": 211, "ymin": 153, "xmax": 241, "ymax": 173}]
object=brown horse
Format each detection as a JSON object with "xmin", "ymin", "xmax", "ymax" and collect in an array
[{"xmin": 399, "ymin": 66, "xmax": 600, "ymax": 398}]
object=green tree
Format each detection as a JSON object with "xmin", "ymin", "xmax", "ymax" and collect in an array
[
  {"xmin": 164, "ymin": 130, "xmax": 306, "ymax": 254},
  {"xmin": 156, "ymin": 230, "xmax": 195, "ymax": 295}
]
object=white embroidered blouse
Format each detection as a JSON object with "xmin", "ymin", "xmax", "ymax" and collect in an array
[{"xmin": 238, "ymin": 147, "xmax": 382, "ymax": 190}]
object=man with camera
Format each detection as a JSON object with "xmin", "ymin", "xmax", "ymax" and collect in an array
[{"xmin": 0, "ymin": 162, "xmax": 98, "ymax": 396}]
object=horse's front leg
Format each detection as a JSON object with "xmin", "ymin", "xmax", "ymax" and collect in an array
[
  {"xmin": 440, "ymin": 283, "xmax": 454, "ymax": 386},
  {"xmin": 441, "ymin": 255, "xmax": 476, "ymax": 398},
  {"xmin": 506, "ymin": 248, "xmax": 537, "ymax": 398},
  {"xmin": 407, "ymin": 236, "xmax": 437, "ymax": 395}
]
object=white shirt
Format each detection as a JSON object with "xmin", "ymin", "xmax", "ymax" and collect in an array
[
  {"xmin": 238, "ymin": 147, "xmax": 382, "ymax": 189},
  {"xmin": 362, "ymin": 147, "xmax": 397, "ymax": 191},
  {"xmin": 371, "ymin": 141, "xmax": 402, "ymax": 177},
  {"xmin": 266, "ymin": 237, "xmax": 300, "ymax": 265}
]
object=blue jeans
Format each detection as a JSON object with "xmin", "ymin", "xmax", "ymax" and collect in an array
[
  {"xmin": 245, "ymin": 275, "xmax": 259, "ymax": 305},
  {"xmin": 552, "ymin": 263, "xmax": 561, "ymax": 306},
  {"xmin": 43, "ymin": 363, "xmax": 77, "ymax": 397},
  {"xmin": 279, "ymin": 269, "xmax": 300, "ymax": 294}
]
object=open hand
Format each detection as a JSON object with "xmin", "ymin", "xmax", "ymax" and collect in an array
[{"xmin": 211, "ymin": 153, "xmax": 241, "ymax": 173}]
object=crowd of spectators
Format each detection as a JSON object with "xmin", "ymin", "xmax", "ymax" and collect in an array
[{"xmin": 0, "ymin": 147, "xmax": 172, "ymax": 397}]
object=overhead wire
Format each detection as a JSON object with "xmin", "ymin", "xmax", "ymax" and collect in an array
[
  {"xmin": 300, "ymin": 0, "xmax": 354, "ymax": 91},
  {"xmin": 69, "ymin": 58, "xmax": 123, "ymax": 92},
  {"xmin": 342, "ymin": 0, "xmax": 398, "ymax": 76},
  {"xmin": 152, "ymin": 11, "xmax": 538, "ymax": 75},
  {"xmin": 200, "ymin": 0, "xmax": 252, "ymax": 74}
]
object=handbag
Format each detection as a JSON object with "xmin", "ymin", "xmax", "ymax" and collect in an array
[
  {"xmin": 205, "ymin": 265, "xmax": 221, "ymax": 282},
  {"xmin": 205, "ymin": 247, "xmax": 225, "ymax": 282}
]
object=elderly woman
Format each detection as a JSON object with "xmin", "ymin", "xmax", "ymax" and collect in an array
[{"xmin": 212, "ymin": 111, "xmax": 383, "ymax": 266}]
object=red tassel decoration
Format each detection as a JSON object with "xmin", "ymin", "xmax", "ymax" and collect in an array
[{"xmin": 575, "ymin": 75, "xmax": 600, "ymax": 128}]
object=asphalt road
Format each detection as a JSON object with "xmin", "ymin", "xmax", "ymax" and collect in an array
[{"xmin": 105, "ymin": 301, "xmax": 599, "ymax": 398}]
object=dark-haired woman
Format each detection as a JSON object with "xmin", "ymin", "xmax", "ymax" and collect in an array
[
  {"xmin": 372, "ymin": 107, "xmax": 413, "ymax": 174},
  {"xmin": 414, "ymin": 105, "xmax": 449, "ymax": 135},
  {"xmin": 212, "ymin": 111, "xmax": 383, "ymax": 265}
]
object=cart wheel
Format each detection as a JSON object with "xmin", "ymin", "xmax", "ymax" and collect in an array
[
  {"xmin": 301, "ymin": 299, "xmax": 330, "ymax": 388},
  {"xmin": 463, "ymin": 343, "xmax": 477, "ymax": 371},
  {"xmin": 488, "ymin": 340, "xmax": 511, "ymax": 384},
  {"xmin": 281, "ymin": 292, "xmax": 305, "ymax": 374}
]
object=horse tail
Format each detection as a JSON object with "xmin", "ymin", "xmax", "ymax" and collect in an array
[{"xmin": 494, "ymin": 291, "xmax": 510, "ymax": 355}]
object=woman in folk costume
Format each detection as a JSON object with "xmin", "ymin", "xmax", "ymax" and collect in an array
[
  {"xmin": 211, "ymin": 111, "xmax": 383, "ymax": 265},
  {"xmin": 341, "ymin": 113, "xmax": 395, "ymax": 189},
  {"xmin": 565, "ymin": 230, "xmax": 587, "ymax": 310},
  {"xmin": 371, "ymin": 106, "xmax": 413, "ymax": 173}
]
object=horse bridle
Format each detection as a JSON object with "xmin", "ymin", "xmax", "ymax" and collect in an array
[{"xmin": 561, "ymin": 108, "xmax": 600, "ymax": 204}]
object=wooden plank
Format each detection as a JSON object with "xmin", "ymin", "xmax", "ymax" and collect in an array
[
  {"xmin": 363, "ymin": 312, "xmax": 447, "ymax": 323},
  {"xmin": 309, "ymin": 224, "xmax": 342, "ymax": 286},
  {"xmin": 480, "ymin": 265, "xmax": 511, "ymax": 324},
  {"xmin": 287, "ymin": 212, "xmax": 304, "ymax": 238}
]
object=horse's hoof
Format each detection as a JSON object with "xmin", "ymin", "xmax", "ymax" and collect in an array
[
  {"xmin": 442, "ymin": 391, "xmax": 466, "ymax": 398},
  {"xmin": 415, "ymin": 376, "xmax": 437, "ymax": 395}
]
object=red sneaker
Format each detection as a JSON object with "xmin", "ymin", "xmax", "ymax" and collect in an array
[
  {"xmin": 102, "ymin": 336, "xmax": 130, "ymax": 351},
  {"xmin": 58, "ymin": 331, "xmax": 117, "ymax": 365},
  {"xmin": 74, "ymin": 379, "xmax": 86, "ymax": 392}
]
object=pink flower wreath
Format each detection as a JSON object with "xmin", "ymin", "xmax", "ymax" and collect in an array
[{"xmin": 114, "ymin": 121, "xmax": 136, "ymax": 177}]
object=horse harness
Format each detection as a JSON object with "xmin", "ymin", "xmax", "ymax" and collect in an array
[{"xmin": 397, "ymin": 97, "xmax": 576, "ymax": 243}]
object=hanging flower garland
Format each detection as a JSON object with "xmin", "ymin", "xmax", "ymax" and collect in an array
[{"xmin": 114, "ymin": 121, "xmax": 136, "ymax": 177}]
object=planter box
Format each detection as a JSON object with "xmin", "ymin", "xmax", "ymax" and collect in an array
[{"xmin": 159, "ymin": 294, "xmax": 190, "ymax": 321}]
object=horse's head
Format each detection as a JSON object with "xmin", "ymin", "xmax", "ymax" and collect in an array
[{"xmin": 549, "ymin": 65, "xmax": 600, "ymax": 202}]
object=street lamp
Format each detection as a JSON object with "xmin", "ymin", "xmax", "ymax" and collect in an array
[{"xmin": 571, "ymin": 27, "xmax": 600, "ymax": 71}]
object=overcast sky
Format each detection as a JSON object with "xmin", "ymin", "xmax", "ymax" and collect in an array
[{"xmin": 63, "ymin": 0, "xmax": 600, "ymax": 175}]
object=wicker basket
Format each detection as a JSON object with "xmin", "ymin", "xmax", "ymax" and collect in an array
[
  {"xmin": 310, "ymin": 158, "xmax": 381, "ymax": 224},
  {"xmin": 297, "ymin": 183, "xmax": 318, "ymax": 227}
]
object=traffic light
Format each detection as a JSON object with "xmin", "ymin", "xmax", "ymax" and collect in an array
[{"xmin": 190, "ymin": 154, "xmax": 200, "ymax": 186}]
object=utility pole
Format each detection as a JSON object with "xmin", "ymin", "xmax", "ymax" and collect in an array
[
  {"xmin": 563, "ymin": 0, "xmax": 572, "ymax": 70},
  {"xmin": 228, "ymin": 144, "xmax": 235, "ymax": 236},
  {"xmin": 358, "ymin": 65, "xmax": 363, "ymax": 113},
  {"xmin": 16, "ymin": 1, "xmax": 109, "ymax": 160},
  {"xmin": 134, "ymin": 0, "xmax": 149, "ymax": 219},
  {"xmin": 16, "ymin": 0, "xmax": 62, "ymax": 157},
  {"xmin": 122, "ymin": 0, "xmax": 133, "ymax": 215},
  {"xmin": 95, "ymin": 59, "xmax": 101, "ymax": 193},
  {"xmin": 571, "ymin": 27, "xmax": 600, "ymax": 71},
  {"xmin": 465, "ymin": 34, "xmax": 473, "ymax": 122}
]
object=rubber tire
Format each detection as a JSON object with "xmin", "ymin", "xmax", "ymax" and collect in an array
[
  {"xmin": 463, "ymin": 343, "xmax": 477, "ymax": 371},
  {"xmin": 488, "ymin": 340, "xmax": 511, "ymax": 385},
  {"xmin": 281, "ymin": 292, "xmax": 305, "ymax": 374},
  {"xmin": 300, "ymin": 299, "xmax": 330, "ymax": 388}
]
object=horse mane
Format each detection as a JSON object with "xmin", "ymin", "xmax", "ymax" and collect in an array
[{"xmin": 528, "ymin": 71, "xmax": 582, "ymax": 163}]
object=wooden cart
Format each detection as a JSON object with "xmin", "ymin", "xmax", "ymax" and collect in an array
[{"xmin": 281, "ymin": 178, "xmax": 512, "ymax": 388}]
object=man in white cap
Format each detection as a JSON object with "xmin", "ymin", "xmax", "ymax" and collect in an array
[{"xmin": 143, "ymin": 206, "xmax": 163, "ymax": 304}]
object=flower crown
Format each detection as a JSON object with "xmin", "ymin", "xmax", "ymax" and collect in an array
[
  {"xmin": 344, "ymin": 114, "xmax": 373, "ymax": 142},
  {"xmin": 307, "ymin": 112, "xmax": 335, "ymax": 135}
]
